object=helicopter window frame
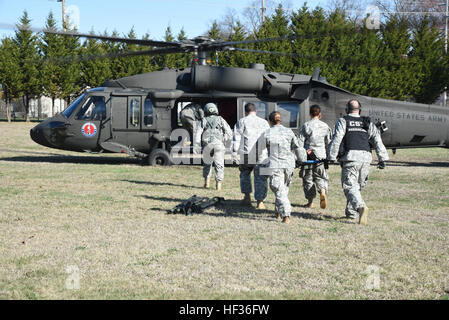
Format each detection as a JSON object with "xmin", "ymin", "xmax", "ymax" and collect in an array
[
  {"xmin": 144, "ymin": 97, "xmax": 154, "ymax": 127},
  {"xmin": 241, "ymin": 100, "xmax": 269, "ymax": 121},
  {"xmin": 62, "ymin": 93, "xmax": 86, "ymax": 119},
  {"xmin": 275, "ymin": 101, "xmax": 300, "ymax": 129},
  {"xmin": 75, "ymin": 95, "xmax": 107, "ymax": 121},
  {"xmin": 129, "ymin": 97, "xmax": 141, "ymax": 128}
]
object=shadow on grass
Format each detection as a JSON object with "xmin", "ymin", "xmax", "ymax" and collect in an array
[
  {"xmin": 124, "ymin": 179, "xmax": 204, "ymax": 190},
  {"xmin": 140, "ymin": 195, "xmax": 188, "ymax": 203},
  {"xmin": 142, "ymin": 195, "xmax": 353, "ymax": 224},
  {"xmin": 0, "ymin": 154, "xmax": 140, "ymax": 165},
  {"xmin": 386, "ymin": 160, "xmax": 449, "ymax": 168}
]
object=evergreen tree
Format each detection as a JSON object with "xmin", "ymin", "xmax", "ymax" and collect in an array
[
  {"xmin": 154, "ymin": 26, "xmax": 177, "ymax": 70},
  {"xmin": 175, "ymin": 28, "xmax": 191, "ymax": 69},
  {"xmin": 206, "ymin": 21, "xmax": 225, "ymax": 66},
  {"xmin": 290, "ymin": 6, "xmax": 334, "ymax": 77},
  {"xmin": 380, "ymin": 15, "xmax": 414, "ymax": 101},
  {"xmin": 206, "ymin": 21, "xmax": 222, "ymax": 40},
  {"xmin": 220, "ymin": 20, "xmax": 251, "ymax": 68},
  {"xmin": 253, "ymin": 4, "xmax": 294, "ymax": 73},
  {"xmin": 409, "ymin": 17, "xmax": 447, "ymax": 103},
  {"xmin": 40, "ymin": 12, "xmax": 63, "ymax": 116},
  {"xmin": 115, "ymin": 27, "xmax": 145, "ymax": 77},
  {"xmin": 0, "ymin": 37, "xmax": 21, "ymax": 122},
  {"xmin": 14, "ymin": 11, "xmax": 41, "ymax": 122},
  {"xmin": 103, "ymin": 30, "xmax": 124, "ymax": 79},
  {"xmin": 80, "ymin": 32, "xmax": 112, "ymax": 88},
  {"xmin": 140, "ymin": 32, "xmax": 158, "ymax": 74},
  {"xmin": 59, "ymin": 20, "xmax": 82, "ymax": 105}
]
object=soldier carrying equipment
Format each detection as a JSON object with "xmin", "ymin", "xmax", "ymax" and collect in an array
[
  {"xmin": 328, "ymin": 99, "xmax": 389, "ymax": 225},
  {"xmin": 298, "ymin": 104, "xmax": 332, "ymax": 209},
  {"xmin": 167, "ymin": 195, "xmax": 225, "ymax": 215},
  {"xmin": 298, "ymin": 159, "xmax": 329, "ymax": 170}
]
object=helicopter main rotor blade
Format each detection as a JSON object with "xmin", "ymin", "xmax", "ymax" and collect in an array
[
  {"xmin": 47, "ymin": 46, "xmax": 186, "ymax": 64},
  {"xmin": 0, "ymin": 22, "xmax": 46, "ymax": 33},
  {"xmin": 209, "ymin": 36, "xmax": 293, "ymax": 49},
  {"xmin": 231, "ymin": 47, "xmax": 383, "ymax": 67},
  {"xmin": 43, "ymin": 29, "xmax": 180, "ymax": 47}
]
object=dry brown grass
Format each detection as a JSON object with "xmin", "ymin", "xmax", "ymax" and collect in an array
[{"xmin": 0, "ymin": 122, "xmax": 448, "ymax": 300}]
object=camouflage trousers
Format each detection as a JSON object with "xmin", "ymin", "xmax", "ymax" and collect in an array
[
  {"xmin": 269, "ymin": 168, "xmax": 294, "ymax": 218},
  {"xmin": 203, "ymin": 143, "xmax": 225, "ymax": 182},
  {"xmin": 239, "ymin": 163, "xmax": 268, "ymax": 201},
  {"xmin": 341, "ymin": 161, "xmax": 370, "ymax": 218},
  {"xmin": 299, "ymin": 163, "xmax": 328, "ymax": 201}
]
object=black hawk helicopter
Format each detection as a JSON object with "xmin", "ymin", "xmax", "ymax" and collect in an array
[{"xmin": 30, "ymin": 30, "xmax": 449, "ymax": 165}]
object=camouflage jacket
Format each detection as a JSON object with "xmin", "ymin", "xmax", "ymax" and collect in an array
[
  {"xmin": 298, "ymin": 118, "xmax": 332, "ymax": 160},
  {"xmin": 181, "ymin": 103, "xmax": 204, "ymax": 120},
  {"xmin": 193, "ymin": 115, "xmax": 233, "ymax": 148},
  {"xmin": 328, "ymin": 114, "xmax": 389, "ymax": 163},
  {"xmin": 232, "ymin": 113, "xmax": 270, "ymax": 163},
  {"xmin": 260, "ymin": 124, "xmax": 307, "ymax": 170}
]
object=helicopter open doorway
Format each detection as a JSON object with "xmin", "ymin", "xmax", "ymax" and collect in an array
[{"xmin": 174, "ymin": 97, "xmax": 304, "ymax": 145}]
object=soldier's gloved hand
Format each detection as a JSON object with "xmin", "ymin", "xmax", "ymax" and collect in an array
[
  {"xmin": 377, "ymin": 161, "xmax": 386, "ymax": 170},
  {"xmin": 295, "ymin": 160, "xmax": 302, "ymax": 168},
  {"xmin": 327, "ymin": 159, "xmax": 335, "ymax": 165}
]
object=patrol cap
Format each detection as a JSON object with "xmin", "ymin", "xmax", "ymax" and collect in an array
[{"xmin": 204, "ymin": 103, "xmax": 219, "ymax": 115}]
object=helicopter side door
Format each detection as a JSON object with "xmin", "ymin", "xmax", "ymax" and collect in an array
[
  {"xmin": 110, "ymin": 95, "xmax": 154, "ymax": 152},
  {"xmin": 64, "ymin": 93, "xmax": 110, "ymax": 152}
]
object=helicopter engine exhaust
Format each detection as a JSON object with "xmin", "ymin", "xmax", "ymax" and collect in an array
[{"xmin": 190, "ymin": 65, "xmax": 264, "ymax": 93}]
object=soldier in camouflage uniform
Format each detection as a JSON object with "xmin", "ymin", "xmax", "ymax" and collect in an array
[
  {"xmin": 298, "ymin": 105, "xmax": 332, "ymax": 209},
  {"xmin": 180, "ymin": 103, "xmax": 205, "ymax": 133},
  {"xmin": 193, "ymin": 103, "xmax": 232, "ymax": 191},
  {"xmin": 180, "ymin": 102, "xmax": 205, "ymax": 144},
  {"xmin": 259, "ymin": 111, "xmax": 307, "ymax": 224},
  {"xmin": 328, "ymin": 99, "xmax": 389, "ymax": 225},
  {"xmin": 232, "ymin": 103, "xmax": 270, "ymax": 209}
]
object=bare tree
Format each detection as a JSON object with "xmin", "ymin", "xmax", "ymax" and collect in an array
[
  {"xmin": 218, "ymin": 7, "xmax": 241, "ymax": 39},
  {"xmin": 327, "ymin": 0, "xmax": 372, "ymax": 23},
  {"xmin": 242, "ymin": 0, "xmax": 279, "ymax": 36},
  {"xmin": 375, "ymin": 0, "xmax": 445, "ymax": 29}
]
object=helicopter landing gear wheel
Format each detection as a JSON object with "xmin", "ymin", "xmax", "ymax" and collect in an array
[{"xmin": 148, "ymin": 149, "xmax": 172, "ymax": 166}]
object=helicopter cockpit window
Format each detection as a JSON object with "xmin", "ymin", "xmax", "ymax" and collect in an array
[
  {"xmin": 276, "ymin": 102, "xmax": 300, "ymax": 128},
  {"xmin": 62, "ymin": 93, "xmax": 86, "ymax": 118},
  {"xmin": 242, "ymin": 101, "xmax": 268, "ymax": 120},
  {"xmin": 144, "ymin": 98, "xmax": 154, "ymax": 126},
  {"xmin": 129, "ymin": 98, "xmax": 140, "ymax": 127},
  {"xmin": 75, "ymin": 96, "xmax": 106, "ymax": 121}
]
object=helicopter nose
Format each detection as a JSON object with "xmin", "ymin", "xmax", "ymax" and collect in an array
[{"xmin": 30, "ymin": 123, "xmax": 50, "ymax": 147}]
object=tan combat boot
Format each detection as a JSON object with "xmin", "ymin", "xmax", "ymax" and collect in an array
[
  {"xmin": 216, "ymin": 181, "xmax": 222, "ymax": 191},
  {"xmin": 241, "ymin": 193, "xmax": 252, "ymax": 206},
  {"xmin": 275, "ymin": 212, "xmax": 281, "ymax": 220},
  {"xmin": 306, "ymin": 199, "xmax": 314, "ymax": 208},
  {"xmin": 204, "ymin": 178, "xmax": 210, "ymax": 189},
  {"xmin": 358, "ymin": 206, "xmax": 369, "ymax": 226},
  {"xmin": 320, "ymin": 189, "xmax": 327, "ymax": 209},
  {"xmin": 282, "ymin": 216, "xmax": 290, "ymax": 224},
  {"xmin": 256, "ymin": 201, "xmax": 265, "ymax": 210}
]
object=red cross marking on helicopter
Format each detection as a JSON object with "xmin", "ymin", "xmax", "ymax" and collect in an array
[{"xmin": 81, "ymin": 123, "xmax": 97, "ymax": 138}]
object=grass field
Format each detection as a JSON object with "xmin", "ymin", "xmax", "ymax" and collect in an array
[{"xmin": 0, "ymin": 122, "xmax": 448, "ymax": 300}]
